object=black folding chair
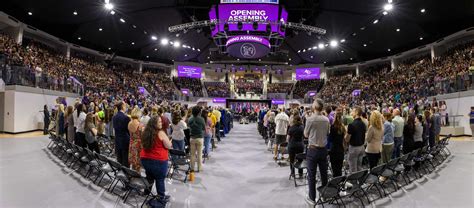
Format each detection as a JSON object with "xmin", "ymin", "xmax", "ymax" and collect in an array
[
  {"xmin": 276, "ymin": 142, "xmax": 288, "ymax": 166},
  {"xmin": 289, "ymin": 153, "xmax": 307, "ymax": 187},
  {"xmin": 344, "ymin": 170, "xmax": 370, "ymax": 206},
  {"xmin": 380, "ymin": 158, "xmax": 400, "ymax": 194},
  {"xmin": 390, "ymin": 154, "xmax": 409, "ymax": 186},
  {"xmin": 403, "ymin": 150, "xmax": 420, "ymax": 182},
  {"xmin": 168, "ymin": 149, "xmax": 191, "ymax": 183},
  {"xmin": 107, "ymin": 158, "xmax": 129, "ymax": 194},
  {"xmin": 121, "ymin": 167, "xmax": 153, "ymax": 206},
  {"xmin": 93, "ymin": 152, "xmax": 115, "ymax": 186},
  {"xmin": 316, "ymin": 175, "xmax": 347, "ymax": 207},
  {"xmin": 364, "ymin": 164, "xmax": 386, "ymax": 201}
]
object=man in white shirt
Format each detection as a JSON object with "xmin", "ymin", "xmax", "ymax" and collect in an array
[
  {"xmin": 392, "ymin": 109, "xmax": 405, "ymax": 158},
  {"xmin": 274, "ymin": 108, "xmax": 290, "ymax": 160}
]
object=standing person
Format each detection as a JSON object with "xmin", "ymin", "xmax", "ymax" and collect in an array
[
  {"xmin": 75, "ymin": 104, "xmax": 87, "ymax": 148},
  {"xmin": 202, "ymin": 109, "xmax": 212, "ymax": 159},
  {"xmin": 403, "ymin": 115, "xmax": 416, "ymax": 154},
  {"xmin": 141, "ymin": 116, "xmax": 172, "ymax": 205},
  {"xmin": 422, "ymin": 110, "xmax": 432, "ymax": 147},
  {"xmin": 212, "ymin": 107, "xmax": 222, "ymax": 141},
  {"xmin": 365, "ymin": 111, "xmax": 383, "ymax": 169},
  {"xmin": 381, "ymin": 112, "xmax": 394, "ymax": 163},
  {"xmin": 104, "ymin": 107, "xmax": 115, "ymax": 140},
  {"xmin": 84, "ymin": 113, "xmax": 100, "ymax": 153},
  {"xmin": 128, "ymin": 107, "xmax": 143, "ymax": 172},
  {"xmin": 439, "ymin": 101, "xmax": 447, "ymax": 126},
  {"xmin": 414, "ymin": 115, "xmax": 424, "ymax": 150},
  {"xmin": 56, "ymin": 104, "xmax": 65, "ymax": 138},
  {"xmin": 65, "ymin": 106, "xmax": 75, "ymax": 143},
  {"xmin": 171, "ymin": 111, "xmax": 187, "ymax": 152},
  {"xmin": 431, "ymin": 107, "xmax": 442, "ymax": 144},
  {"xmin": 274, "ymin": 108, "xmax": 290, "ymax": 160},
  {"xmin": 113, "ymin": 101, "xmax": 131, "ymax": 167},
  {"xmin": 140, "ymin": 108, "xmax": 151, "ymax": 126},
  {"xmin": 344, "ymin": 107, "xmax": 367, "ymax": 173},
  {"xmin": 43, "ymin": 105, "xmax": 50, "ymax": 135},
  {"xmin": 470, "ymin": 107, "xmax": 474, "ymax": 139},
  {"xmin": 328, "ymin": 111, "xmax": 345, "ymax": 177},
  {"xmin": 304, "ymin": 98, "xmax": 330, "ymax": 205},
  {"xmin": 287, "ymin": 115, "xmax": 305, "ymax": 178},
  {"xmin": 188, "ymin": 106, "xmax": 205, "ymax": 172},
  {"xmin": 392, "ymin": 109, "xmax": 405, "ymax": 158}
]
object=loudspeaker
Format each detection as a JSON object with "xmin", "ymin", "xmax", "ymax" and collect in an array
[
  {"xmin": 269, "ymin": 73, "xmax": 272, "ymax": 84},
  {"xmin": 225, "ymin": 72, "xmax": 229, "ymax": 83}
]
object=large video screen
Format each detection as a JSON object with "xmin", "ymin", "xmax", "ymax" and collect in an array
[
  {"xmin": 177, "ymin": 66, "xmax": 202, "ymax": 78},
  {"xmin": 217, "ymin": 4, "xmax": 284, "ymax": 33},
  {"xmin": 295, "ymin": 68, "xmax": 321, "ymax": 80}
]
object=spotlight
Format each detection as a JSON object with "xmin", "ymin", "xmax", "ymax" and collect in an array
[
  {"xmin": 396, "ymin": 28, "xmax": 400, "ymax": 32},
  {"xmin": 28, "ymin": 12, "xmax": 33, "ymax": 16},
  {"xmin": 308, "ymin": 48, "xmax": 312, "ymax": 51},
  {"xmin": 192, "ymin": 48, "xmax": 195, "ymax": 51},
  {"xmin": 151, "ymin": 35, "xmax": 157, "ymax": 40},
  {"xmin": 312, "ymin": 46, "xmax": 317, "ymax": 49},
  {"xmin": 104, "ymin": 2, "xmax": 114, "ymax": 10},
  {"xmin": 419, "ymin": 37, "xmax": 423, "ymax": 40},
  {"xmin": 388, "ymin": 49, "xmax": 391, "ymax": 51},
  {"xmin": 363, "ymin": 44, "xmax": 367, "ymax": 47},
  {"xmin": 173, "ymin": 41, "xmax": 180, "ymax": 48},
  {"xmin": 131, "ymin": 42, "xmax": 135, "ymax": 45},
  {"xmin": 99, "ymin": 28, "xmax": 103, "ymax": 31},
  {"xmin": 318, "ymin": 43, "xmax": 325, "ymax": 49},
  {"xmin": 184, "ymin": 54, "xmax": 188, "ymax": 57},
  {"xmin": 373, "ymin": 19, "xmax": 379, "ymax": 24},
  {"xmin": 197, "ymin": 49, "xmax": 200, "ymax": 52},
  {"xmin": 161, "ymin": 38, "xmax": 169, "ymax": 45},
  {"xmin": 384, "ymin": 3, "xmax": 393, "ymax": 11},
  {"xmin": 154, "ymin": 48, "xmax": 157, "ymax": 51},
  {"xmin": 77, "ymin": 37, "xmax": 81, "ymax": 40},
  {"xmin": 146, "ymin": 56, "xmax": 149, "ymax": 58},
  {"xmin": 110, "ymin": 10, "xmax": 115, "ymax": 15},
  {"xmin": 73, "ymin": 11, "xmax": 78, "ymax": 15},
  {"xmin": 383, "ymin": 11, "xmax": 388, "ymax": 15},
  {"xmin": 420, "ymin": 8, "xmax": 426, "ymax": 13},
  {"xmin": 340, "ymin": 39, "xmax": 346, "ymax": 43},
  {"xmin": 120, "ymin": 18, "xmax": 125, "ymax": 23},
  {"xmin": 341, "ymin": 50, "xmax": 344, "ymax": 53},
  {"xmin": 297, "ymin": 50, "xmax": 301, "ymax": 53},
  {"xmin": 350, "ymin": 57, "xmax": 353, "ymax": 60},
  {"xmin": 302, "ymin": 49, "xmax": 306, "ymax": 52},
  {"xmin": 330, "ymin": 40, "xmax": 338, "ymax": 47},
  {"xmin": 132, "ymin": 25, "xmax": 137, "ymax": 29},
  {"xmin": 182, "ymin": 44, "xmax": 187, "ymax": 48},
  {"xmin": 310, "ymin": 56, "xmax": 314, "ymax": 59}
]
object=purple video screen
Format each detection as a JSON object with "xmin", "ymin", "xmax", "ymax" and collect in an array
[
  {"xmin": 217, "ymin": 4, "xmax": 281, "ymax": 33},
  {"xmin": 177, "ymin": 66, "xmax": 202, "ymax": 78},
  {"xmin": 295, "ymin": 68, "xmax": 321, "ymax": 80},
  {"xmin": 271, "ymin": 99, "xmax": 285, "ymax": 105},
  {"xmin": 212, "ymin": 98, "xmax": 226, "ymax": 103}
]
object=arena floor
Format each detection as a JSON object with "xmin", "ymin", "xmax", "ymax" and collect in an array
[{"xmin": 0, "ymin": 124, "xmax": 473, "ymax": 208}]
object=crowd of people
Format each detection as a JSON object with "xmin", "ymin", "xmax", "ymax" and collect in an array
[
  {"xmin": 173, "ymin": 77, "xmax": 204, "ymax": 97},
  {"xmin": 293, "ymin": 79, "xmax": 325, "ymax": 99},
  {"xmin": 320, "ymin": 41, "xmax": 474, "ymax": 107},
  {"xmin": 204, "ymin": 81, "xmax": 230, "ymax": 97},
  {"xmin": 45, "ymin": 95, "xmax": 233, "ymax": 206},
  {"xmin": 234, "ymin": 78, "xmax": 263, "ymax": 95},
  {"xmin": 267, "ymin": 83, "xmax": 294, "ymax": 94},
  {"xmin": 257, "ymin": 96, "xmax": 450, "ymax": 205}
]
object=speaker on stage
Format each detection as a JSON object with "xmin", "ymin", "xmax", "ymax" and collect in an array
[
  {"xmin": 225, "ymin": 72, "xmax": 229, "ymax": 83},
  {"xmin": 269, "ymin": 73, "xmax": 272, "ymax": 84}
]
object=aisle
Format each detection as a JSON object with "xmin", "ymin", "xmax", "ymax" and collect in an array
[{"xmin": 167, "ymin": 123, "xmax": 308, "ymax": 208}]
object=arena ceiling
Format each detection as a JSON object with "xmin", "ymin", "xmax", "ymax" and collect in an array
[{"xmin": 2, "ymin": 0, "xmax": 474, "ymax": 66}]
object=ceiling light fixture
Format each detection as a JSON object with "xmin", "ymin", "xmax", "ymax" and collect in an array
[
  {"xmin": 108, "ymin": 47, "xmax": 111, "ymax": 50},
  {"xmin": 340, "ymin": 39, "xmax": 346, "ymax": 43},
  {"xmin": 373, "ymin": 19, "xmax": 379, "ymax": 24},
  {"xmin": 383, "ymin": 11, "xmax": 388, "ymax": 15},
  {"xmin": 99, "ymin": 28, "xmax": 103, "ymax": 31},
  {"xmin": 420, "ymin": 8, "xmax": 426, "ymax": 13},
  {"xmin": 154, "ymin": 48, "xmax": 157, "ymax": 51},
  {"xmin": 110, "ymin": 10, "xmax": 115, "ymax": 15},
  {"xmin": 104, "ymin": 1, "xmax": 114, "ymax": 10},
  {"xmin": 350, "ymin": 57, "xmax": 353, "ymax": 60},
  {"xmin": 330, "ymin": 40, "xmax": 338, "ymax": 47},
  {"xmin": 297, "ymin": 50, "xmax": 301, "ymax": 53},
  {"xmin": 146, "ymin": 56, "xmax": 149, "ymax": 58},
  {"xmin": 197, "ymin": 49, "xmax": 201, "ymax": 52},
  {"xmin": 341, "ymin": 50, "xmax": 344, "ymax": 53},
  {"xmin": 161, "ymin": 38, "xmax": 169, "ymax": 45},
  {"xmin": 419, "ymin": 37, "xmax": 423, "ymax": 40},
  {"xmin": 77, "ymin": 37, "xmax": 81, "ymax": 40},
  {"xmin": 310, "ymin": 56, "xmax": 314, "ymax": 59},
  {"xmin": 151, "ymin": 35, "xmax": 157, "ymax": 40},
  {"xmin": 302, "ymin": 49, "xmax": 306, "ymax": 52},
  {"xmin": 363, "ymin": 44, "xmax": 367, "ymax": 47},
  {"xmin": 192, "ymin": 47, "xmax": 195, "ymax": 51},
  {"xmin": 396, "ymin": 28, "xmax": 400, "ymax": 32},
  {"xmin": 28, "ymin": 12, "xmax": 33, "ymax": 16},
  {"xmin": 312, "ymin": 46, "xmax": 317, "ymax": 49},
  {"xmin": 308, "ymin": 48, "xmax": 312, "ymax": 51},
  {"xmin": 73, "ymin": 11, "xmax": 78, "ymax": 15},
  {"xmin": 384, "ymin": 3, "xmax": 393, "ymax": 11},
  {"xmin": 388, "ymin": 49, "xmax": 391, "ymax": 51},
  {"xmin": 173, "ymin": 41, "xmax": 180, "ymax": 48},
  {"xmin": 131, "ymin": 42, "xmax": 135, "ymax": 45},
  {"xmin": 184, "ymin": 54, "xmax": 188, "ymax": 57},
  {"xmin": 318, "ymin": 43, "xmax": 325, "ymax": 49},
  {"xmin": 132, "ymin": 25, "xmax": 137, "ymax": 29},
  {"xmin": 119, "ymin": 18, "xmax": 125, "ymax": 23}
]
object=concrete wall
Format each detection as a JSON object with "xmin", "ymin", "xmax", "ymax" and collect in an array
[
  {"xmin": 431, "ymin": 90, "xmax": 474, "ymax": 136},
  {"xmin": 1, "ymin": 86, "xmax": 78, "ymax": 133}
]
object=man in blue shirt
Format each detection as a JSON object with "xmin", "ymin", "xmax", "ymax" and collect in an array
[{"xmin": 113, "ymin": 101, "xmax": 131, "ymax": 167}]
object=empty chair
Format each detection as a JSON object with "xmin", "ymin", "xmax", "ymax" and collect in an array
[
  {"xmin": 168, "ymin": 149, "xmax": 191, "ymax": 183},
  {"xmin": 121, "ymin": 167, "xmax": 153, "ymax": 206},
  {"xmin": 344, "ymin": 170, "xmax": 370, "ymax": 206},
  {"xmin": 380, "ymin": 158, "xmax": 400, "ymax": 194},
  {"xmin": 289, "ymin": 153, "xmax": 307, "ymax": 187},
  {"xmin": 316, "ymin": 175, "xmax": 347, "ymax": 207},
  {"xmin": 364, "ymin": 164, "xmax": 386, "ymax": 201}
]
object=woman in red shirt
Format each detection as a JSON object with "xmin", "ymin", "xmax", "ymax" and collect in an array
[{"xmin": 141, "ymin": 116, "xmax": 172, "ymax": 203}]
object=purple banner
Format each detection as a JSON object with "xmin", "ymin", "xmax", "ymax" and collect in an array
[
  {"xmin": 218, "ymin": 4, "xmax": 279, "ymax": 32},
  {"xmin": 226, "ymin": 35, "xmax": 270, "ymax": 48},
  {"xmin": 177, "ymin": 66, "xmax": 202, "ymax": 78},
  {"xmin": 271, "ymin": 99, "xmax": 285, "ymax": 105},
  {"xmin": 212, "ymin": 98, "xmax": 226, "ymax": 103},
  {"xmin": 181, "ymin": 88, "xmax": 189, "ymax": 95},
  {"xmin": 295, "ymin": 68, "xmax": 321, "ymax": 80}
]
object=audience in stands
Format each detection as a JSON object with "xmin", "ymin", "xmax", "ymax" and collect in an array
[
  {"xmin": 235, "ymin": 78, "xmax": 263, "ymax": 95},
  {"xmin": 267, "ymin": 83, "xmax": 294, "ymax": 94},
  {"xmin": 173, "ymin": 77, "xmax": 203, "ymax": 97},
  {"xmin": 204, "ymin": 82, "xmax": 230, "ymax": 97},
  {"xmin": 293, "ymin": 79, "xmax": 324, "ymax": 99}
]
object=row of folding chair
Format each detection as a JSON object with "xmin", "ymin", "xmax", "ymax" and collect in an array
[
  {"xmin": 314, "ymin": 135, "xmax": 452, "ymax": 208},
  {"xmin": 46, "ymin": 132, "xmax": 156, "ymax": 207}
]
